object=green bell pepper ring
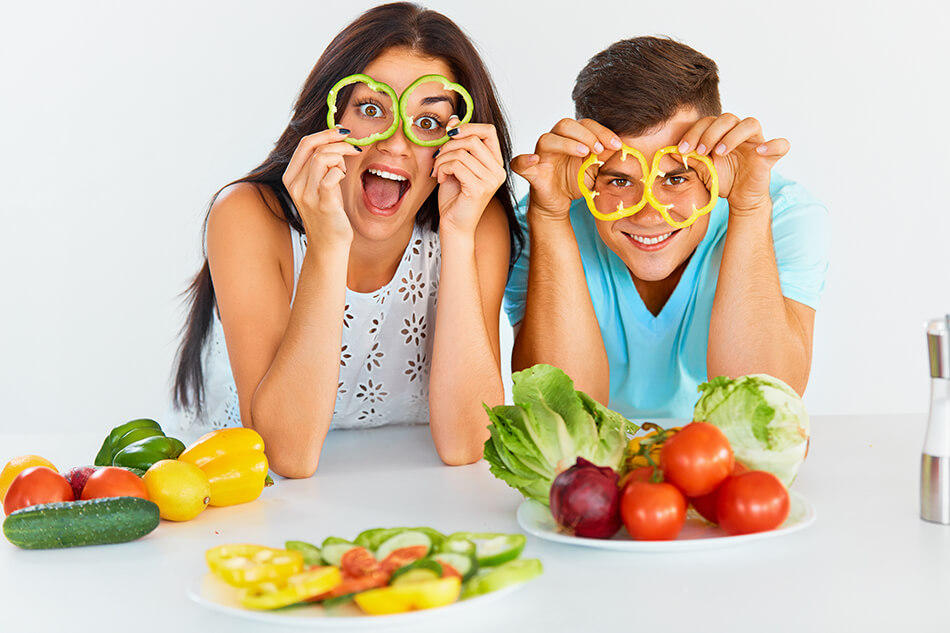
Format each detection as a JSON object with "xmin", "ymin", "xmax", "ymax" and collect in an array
[
  {"xmin": 448, "ymin": 532, "xmax": 525, "ymax": 567},
  {"xmin": 326, "ymin": 73, "xmax": 399, "ymax": 146},
  {"xmin": 112, "ymin": 435, "xmax": 186, "ymax": 470},
  {"xmin": 460, "ymin": 558, "xmax": 542, "ymax": 599},
  {"xmin": 398, "ymin": 74, "xmax": 473, "ymax": 147}
]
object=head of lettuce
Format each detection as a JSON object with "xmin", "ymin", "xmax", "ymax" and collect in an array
[
  {"xmin": 694, "ymin": 374, "xmax": 810, "ymax": 486},
  {"xmin": 483, "ymin": 364, "xmax": 638, "ymax": 505}
]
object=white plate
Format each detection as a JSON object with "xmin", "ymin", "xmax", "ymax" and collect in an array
[
  {"xmin": 188, "ymin": 573, "xmax": 527, "ymax": 628},
  {"xmin": 516, "ymin": 490, "xmax": 816, "ymax": 552}
]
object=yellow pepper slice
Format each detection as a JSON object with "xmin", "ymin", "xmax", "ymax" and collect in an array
[
  {"xmin": 206, "ymin": 544, "xmax": 303, "ymax": 588},
  {"xmin": 241, "ymin": 566, "xmax": 343, "ymax": 610},
  {"xmin": 180, "ymin": 429, "xmax": 269, "ymax": 506},
  {"xmin": 353, "ymin": 577, "xmax": 461, "ymax": 615},
  {"xmin": 578, "ymin": 144, "xmax": 649, "ymax": 221}
]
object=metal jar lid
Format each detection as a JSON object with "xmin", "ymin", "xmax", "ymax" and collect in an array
[{"xmin": 928, "ymin": 316, "xmax": 950, "ymax": 379}]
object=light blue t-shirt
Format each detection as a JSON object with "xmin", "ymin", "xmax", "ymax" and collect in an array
[{"xmin": 503, "ymin": 173, "xmax": 830, "ymax": 420}]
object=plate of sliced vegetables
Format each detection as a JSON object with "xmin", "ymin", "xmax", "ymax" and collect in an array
[
  {"xmin": 516, "ymin": 490, "xmax": 816, "ymax": 553},
  {"xmin": 187, "ymin": 527, "xmax": 542, "ymax": 627}
]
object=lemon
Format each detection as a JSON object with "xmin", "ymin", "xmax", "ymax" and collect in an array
[
  {"xmin": 143, "ymin": 459, "xmax": 211, "ymax": 521},
  {"xmin": 0, "ymin": 455, "xmax": 57, "ymax": 503}
]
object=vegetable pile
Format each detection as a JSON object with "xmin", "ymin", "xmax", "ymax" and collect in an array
[
  {"xmin": 2, "ymin": 418, "xmax": 276, "ymax": 549},
  {"xmin": 483, "ymin": 364, "xmax": 638, "ymax": 505},
  {"xmin": 204, "ymin": 527, "xmax": 542, "ymax": 614}
]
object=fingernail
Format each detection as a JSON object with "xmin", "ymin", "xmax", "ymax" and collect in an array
[
  {"xmin": 610, "ymin": 137, "xmax": 622, "ymax": 149},
  {"xmin": 715, "ymin": 143, "xmax": 727, "ymax": 155},
  {"xmin": 529, "ymin": 154, "xmax": 540, "ymax": 164},
  {"xmin": 756, "ymin": 144, "xmax": 768, "ymax": 154},
  {"xmin": 696, "ymin": 143, "xmax": 707, "ymax": 155},
  {"xmin": 577, "ymin": 143, "xmax": 588, "ymax": 155},
  {"xmin": 447, "ymin": 128, "xmax": 460, "ymax": 137},
  {"xmin": 594, "ymin": 142, "xmax": 605, "ymax": 153},
  {"xmin": 354, "ymin": 146, "xmax": 362, "ymax": 152},
  {"xmin": 678, "ymin": 141, "xmax": 690, "ymax": 153},
  {"xmin": 432, "ymin": 149, "xmax": 440, "ymax": 159},
  {"xmin": 338, "ymin": 128, "xmax": 350, "ymax": 135}
]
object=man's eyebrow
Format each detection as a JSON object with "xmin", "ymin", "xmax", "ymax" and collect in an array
[
  {"xmin": 660, "ymin": 165, "xmax": 695, "ymax": 177},
  {"xmin": 598, "ymin": 167, "xmax": 643, "ymax": 179}
]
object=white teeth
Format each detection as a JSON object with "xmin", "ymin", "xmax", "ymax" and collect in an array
[
  {"xmin": 630, "ymin": 232, "xmax": 673, "ymax": 245},
  {"xmin": 367, "ymin": 168, "xmax": 407, "ymax": 182}
]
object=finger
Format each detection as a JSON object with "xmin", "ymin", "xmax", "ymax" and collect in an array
[
  {"xmin": 754, "ymin": 137, "xmax": 790, "ymax": 159},
  {"xmin": 549, "ymin": 118, "xmax": 614, "ymax": 155},
  {"xmin": 283, "ymin": 129, "xmax": 357, "ymax": 187},
  {"xmin": 695, "ymin": 113, "xmax": 747, "ymax": 156},
  {"xmin": 436, "ymin": 135, "xmax": 503, "ymax": 174},
  {"xmin": 440, "ymin": 122, "xmax": 503, "ymax": 164},
  {"xmin": 577, "ymin": 118, "xmax": 624, "ymax": 152},
  {"xmin": 511, "ymin": 153, "xmax": 541, "ymax": 179},
  {"xmin": 300, "ymin": 151, "xmax": 347, "ymax": 207},
  {"xmin": 710, "ymin": 117, "xmax": 766, "ymax": 156},
  {"xmin": 435, "ymin": 150, "xmax": 495, "ymax": 186},
  {"xmin": 536, "ymin": 130, "xmax": 601, "ymax": 159}
]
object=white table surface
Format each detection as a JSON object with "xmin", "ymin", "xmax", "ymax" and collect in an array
[{"xmin": 1, "ymin": 414, "xmax": 948, "ymax": 632}]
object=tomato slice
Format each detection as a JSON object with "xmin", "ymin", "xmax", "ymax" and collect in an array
[
  {"xmin": 379, "ymin": 545, "xmax": 429, "ymax": 575},
  {"xmin": 340, "ymin": 546, "xmax": 379, "ymax": 578}
]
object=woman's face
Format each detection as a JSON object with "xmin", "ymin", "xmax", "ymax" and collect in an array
[{"xmin": 337, "ymin": 47, "xmax": 453, "ymax": 243}]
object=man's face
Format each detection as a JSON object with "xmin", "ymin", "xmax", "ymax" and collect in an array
[{"xmin": 593, "ymin": 108, "xmax": 711, "ymax": 286}]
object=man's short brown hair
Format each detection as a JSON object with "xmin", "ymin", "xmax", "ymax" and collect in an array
[{"xmin": 572, "ymin": 36, "xmax": 721, "ymax": 137}]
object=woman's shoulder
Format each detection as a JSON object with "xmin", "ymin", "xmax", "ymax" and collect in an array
[{"xmin": 207, "ymin": 182, "xmax": 292, "ymax": 256}]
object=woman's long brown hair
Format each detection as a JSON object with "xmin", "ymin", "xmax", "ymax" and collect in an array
[{"xmin": 173, "ymin": 2, "xmax": 523, "ymax": 415}]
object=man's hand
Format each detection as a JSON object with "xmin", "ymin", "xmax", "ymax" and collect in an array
[
  {"xmin": 676, "ymin": 114, "xmax": 789, "ymax": 216},
  {"xmin": 512, "ymin": 118, "xmax": 622, "ymax": 220}
]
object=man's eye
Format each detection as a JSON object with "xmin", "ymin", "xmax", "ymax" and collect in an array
[
  {"xmin": 609, "ymin": 178, "xmax": 630, "ymax": 187},
  {"xmin": 664, "ymin": 175, "xmax": 687, "ymax": 186},
  {"xmin": 359, "ymin": 103, "xmax": 382, "ymax": 118}
]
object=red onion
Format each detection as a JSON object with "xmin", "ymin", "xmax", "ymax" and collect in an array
[{"xmin": 549, "ymin": 457, "xmax": 622, "ymax": 539}]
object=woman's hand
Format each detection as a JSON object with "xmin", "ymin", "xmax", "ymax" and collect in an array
[
  {"xmin": 511, "ymin": 118, "xmax": 622, "ymax": 220},
  {"xmin": 676, "ymin": 114, "xmax": 790, "ymax": 216},
  {"xmin": 281, "ymin": 128, "xmax": 362, "ymax": 245},
  {"xmin": 433, "ymin": 120, "xmax": 507, "ymax": 237}
]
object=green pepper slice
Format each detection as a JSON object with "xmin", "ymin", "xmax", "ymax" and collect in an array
[
  {"xmin": 398, "ymin": 74, "xmax": 473, "ymax": 147},
  {"xmin": 448, "ymin": 532, "xmax": 525, "ymax": 567},
  {"xmin": 460, "ymin": 558, "xmax": 542, "ymax": 599},
  {"xmin": 325, "ymin": 73, "xmax": 399, "ymax": 146}
]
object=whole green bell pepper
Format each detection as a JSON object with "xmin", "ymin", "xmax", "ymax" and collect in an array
[
  {"xmin": 112, "ymin": 435, "xmax": 186, "ymax": 471},
  {"xmin": 94, "ymin": 418, "xmax": 163, "ymax": 466}
]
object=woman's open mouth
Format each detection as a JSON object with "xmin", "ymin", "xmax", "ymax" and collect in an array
[{"xmin": 361, "ymin": 166, "xmax": 411, "ymax": 217}]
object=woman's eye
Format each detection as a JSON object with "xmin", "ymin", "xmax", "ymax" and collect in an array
[
  {"xmin": 359, "ymin": 103, "xmax": 382, "ymax": 118},
  {"xmin": 415, "ymin": 116, "xmax": 442, "ymax": 131}
]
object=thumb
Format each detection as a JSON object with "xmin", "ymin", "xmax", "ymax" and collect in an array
[{"xmin": 511, "ymin": 153, "xmax": 541, "ymax": 180}]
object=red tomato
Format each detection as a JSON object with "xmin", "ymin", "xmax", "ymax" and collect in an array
[
  {"xmin": 689, "ymin": 461, "xmax": 749, "ymax": 524},
  {"xmin": 3, "ymin": 466, "xmax": 74, "ymax": 515},
  {"xmin": 659, "ymin": 422, "xmax": 734, "ymax": 497},
  {"xmin": 717, "ymin": 471, "xmax": 790, "ymax": 535},
  {"xmin": 620, "ymin": 481, "xmax": 687, "ymax": 541},
  {"xmin": 80, "ymin": 467, "xmax": 149, "ymax": 501},
  {"xmin": 618, "ymin": 466, "xmax": 655, "ymax": 489},
  {"xmin": 340, "ymin": 547, "xmax": 379, "ymax": 578}
]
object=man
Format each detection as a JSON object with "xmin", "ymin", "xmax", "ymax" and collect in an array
[{"xmin": 505, "ymin": 36, "xmax": 829, "ymax": 418}]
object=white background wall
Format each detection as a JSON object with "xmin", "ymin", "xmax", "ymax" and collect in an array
[{"xmin": 1, "ymin": 0, "xmax": 947, "ymax": 434}]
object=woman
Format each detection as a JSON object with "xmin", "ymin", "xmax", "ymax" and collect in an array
[{"xmin": 173, "ymin": 3, "xmax": 522, "ymax": 478}]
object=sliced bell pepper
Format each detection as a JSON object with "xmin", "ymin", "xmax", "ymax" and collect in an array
[
  {"xmin": 578, "ymin": 144, "xmax": 649, "ymax": 221},
  {"xmin": 460, "ymin": 558, "xmax": 543, "ymax": 599},
  {"xmin": 398, "ymin": 74, "xmax": 473, "ymax": 147},
  {"xmin": 447, "ymin": 532, "xmax": 525, "ymax": 567},
  {"xmin": 206, "ymin": 544, "xmax": 303, "ymax": 587},
  {"xmin": 325, "ymin": 73, "xmax": 399, "ymax": 146},
  {"xmin": 179, "ymin": 429, "xmax": 269, "ymax": 506},
  {"xmin": 240, "ymin": 566, "xmax": 343, "ymax": 610},
  {"xmin": 353, "ymin": 576, "xmax": 461, "ymax": 615}
]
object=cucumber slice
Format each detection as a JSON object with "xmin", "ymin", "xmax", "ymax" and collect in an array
[
  {"xmin": 449, "ymin": 532, "xmax": 526, "ymax": 567},
  {"xmin": 321, "ymin": 536, "xmax": 351, "ymax": 547},
  {"xmin": 320, "ymin": 542, "xmax": 359, "ymax": 567},
  {"xmin": 285, "ymin": 540, "xmax": 323, "ymax": 566},
  {"xmin": 432, "ymin": 552, "xmax": 478, "ymax": 581},
  {"xmin": 390, "ymin": 562, "xmax": 443, "ymax": 586},
  {"xmin": 354, "ymin": 527, "xmax": 403, "ymax": 551},
  {"xmin": 375, "ymin": 531, "xmax": 432, "ymax": 560},
  {"xmin": 461, "ymin": 558, "xmax": 542, "ymax": 599}
]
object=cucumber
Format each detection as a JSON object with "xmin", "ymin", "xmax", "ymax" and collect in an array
[
  {"xmin": 3, "ymin": 497, "xmax": 160, "ymax": 549},
  {"xmin": 375, "ymin": 531, "xmax": 432, "ymax": 560},
  {"xmin": 320, "ymin": 542, "xmax": 359, "ymax": 567},
  {"xmin": 432, "ymin": 552, "xmax": 478, "ymax": 581}
]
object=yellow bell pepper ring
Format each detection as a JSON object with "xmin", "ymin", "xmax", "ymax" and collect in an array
[
  {"xmin": 206, "ymin": 544, "xmax": 304, "ymax": 587},
  {"xmin": 179, "ymin": 428, "xmax": 269, "ymax": 506},
  {"xmin": 179, "ymin": 428, "xmax": 264, "ymax": 468},
  {"xmin": 241, "ymin": 566, "xmax": 343, "ymax": 610},
  {"xmin": 643, "ymin": 146, "xmax": 719, "ymax": 229},
  {"xmin": 578, "ymin": 144, "xmax": 650, "ymax": 222},
  {"xmin": 353, "ymin": 576, "xmax": 462, "ymax": 615}
]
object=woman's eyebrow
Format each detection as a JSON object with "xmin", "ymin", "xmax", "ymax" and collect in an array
[{"xmin": 418, "ymin": 95, "xmax": 453, "ymax": 106}]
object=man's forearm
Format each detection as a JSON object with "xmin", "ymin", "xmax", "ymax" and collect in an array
[
  {"xmin": 512, "ymin": 207, "xmax": 609, "ymax": 402},
  {"xmin": 708, "ymin": 204, "xmax": 811, "ymax": 393}
]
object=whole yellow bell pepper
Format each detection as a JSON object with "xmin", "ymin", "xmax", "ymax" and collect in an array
[{"xmin": 179, "ymin": 428, "xmax": 269, "ymax": 506}]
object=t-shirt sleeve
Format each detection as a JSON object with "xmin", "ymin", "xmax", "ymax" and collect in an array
[
  {"xmin": 770, "ymin": 181, "xmax": 830, "ymax": 310},
  {"xmin": 503, "ymin": 195, "xmax": 531, "ymax": 326}
]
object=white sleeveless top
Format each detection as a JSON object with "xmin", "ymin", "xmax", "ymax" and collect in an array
[{"xmin": 184, "ymin": 222, "xmax": 441, "ymax": 431}]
